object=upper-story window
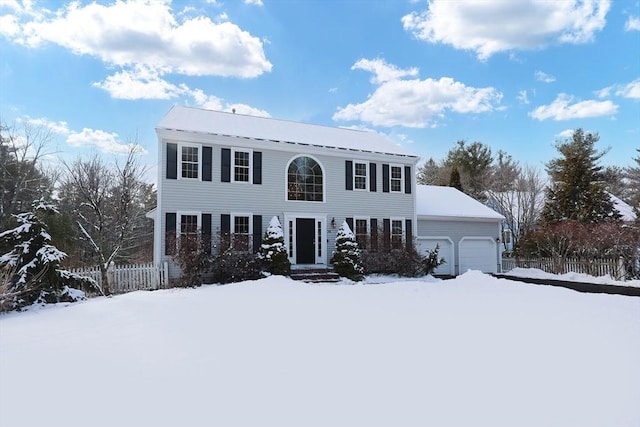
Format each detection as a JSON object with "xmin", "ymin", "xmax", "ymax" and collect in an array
[
  {"xmin": 233, "ymin": 149, "xmax": 251, "ymax": 182},
  {"xmin": 181, "ymin": 145, "xmax": 199, "ymax": 179},
  {"xmin": 390, "ymin": 165, "xmax": 403, "ymax": 192},
  {"xmin": 354, "ymin": 162, "xmax": 368, "ymax": 190},
  {"xmin": 287, "ymin": 156, "xmax": 323, "ymax": 202}
]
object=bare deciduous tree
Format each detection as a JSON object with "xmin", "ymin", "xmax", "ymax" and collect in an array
[
  {"xmin": 487, "ymin": 165, "xmax": 546, "ymax": 252},
  {"xmin": 59, "ymin": 147, "xmax": 152, "ymax": 293},
  {"xmin": 0, "ymin": 120, "xmax": 56, "ymax": 228}
]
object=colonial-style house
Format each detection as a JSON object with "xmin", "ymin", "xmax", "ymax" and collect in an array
[{"xmin": 151, "ymin": 106, "xmax": 419, "ymax": 276}]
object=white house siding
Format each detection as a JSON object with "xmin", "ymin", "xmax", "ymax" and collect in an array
[
  {"xmin": 156, "ymin": 130, "xmax": 417, "ymax": 276},
  {"xmin": 417, "ymin": 219, "xmax": 501, "ymax": 275}
]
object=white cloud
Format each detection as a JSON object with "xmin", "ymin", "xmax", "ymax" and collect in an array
[
  {"xmin": 402, "ymin": 0, "xmax": 610, "ymax": 60},
  {"xmin": 529, "ymin": 93, "xmax": 618, "ymax": 121},
  {"xmin": 93, "ymin": 66, "xmax": 188, "ymax": 100},
  {"xmin": 517, "ymin": 90, "xmax": 530, "ymax": 104},
  {"xmin": 557, "ymin": 129, "xmax": 575, "ymax": 138},
  {"xmin": 625, "ymin": 16, "xmax": 640, "ymax": 31},
  {"xmin": 334, "ymin": 59, "xmax": 502, "ymax": 128},
  {"xmin": 615, "ymin": 78, "xmax": 640, "ymax": 99},
  {"xmin": 352, "ymin": 58, "xmax": 419, "ymax": 84},
  {"xmin": 21, "ymin": 116, "xmax": 70, "ymax": 135},
  {"xmin": 244, "ymin": 0, "xmax": 264, "ymax": 6},
  {"xmin": 595, "ymin": 79, "xmax": 640, "ymax": 100},
  {"xmin": 535, "ymin": 71, "xmax": 556, "ymax": 83},
  {"xmin": 594, "ymin": 87, "xmax": 612, "ymax": 98},
  {"xmin": 92, "ymin": 65, "xmax": 269, "ymax": 116},
  {"xmin": 66, "ymin": 128, "xmax": 146, "ymax": 155},
  {"xmin": 2, "ymin": 0, "xmax": 271, "ymax": 78}
]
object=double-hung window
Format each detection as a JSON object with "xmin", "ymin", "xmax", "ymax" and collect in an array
[
  {"xmin": 355, "ymin": 218, "xmax": 369, "ymax": 247},
  {"xmin": 354, "ymin": 162, "xmax": 368, "ymax": 190},
  {"xmin": 391, "ymin": 219, "xmax": 404, "ymax": 249},
  {"xmin": 232, "ymin": 214, "xmax": 251, "ymax": 251},
  {"xmin": 233, "ymin": 149, "xmax": 251, "ymax": 183},
  {"xmin": 181, "ymin": 145, "xmax": 199, "ymax": 179},
  {"xmin": 390, "ymin": 165, "xmax": 403, "ymax": 193}
]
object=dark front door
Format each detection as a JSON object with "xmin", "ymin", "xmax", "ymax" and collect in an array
[{"xmin": 296, "ymin": 218, "xmax": 315, "ymax": 264}]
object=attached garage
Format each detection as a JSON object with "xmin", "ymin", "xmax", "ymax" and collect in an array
[
  {"xmin": 416, "ymin": 185, "xmax": 505, "ymax": 276},
  {"xmin": 459, "ymin": 237, "xmax": 498, "ymax": 273}
]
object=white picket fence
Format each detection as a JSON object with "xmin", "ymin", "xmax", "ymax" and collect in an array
[
  {"xmin": 68, "ymin": 262, "xmax": 169, "ymax": 295},
  {"xmin": 502, "ymin": 257, "xmax": 627, "ymax": 281}
]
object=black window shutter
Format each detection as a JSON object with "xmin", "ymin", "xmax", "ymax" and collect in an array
[
  {"xmin": 382, "ymin": 164, "xmax": 389, "ymax": 193},
  {"xmin": 370, "ymin": 218, "xmax": 378, "ymax": 250},
  {"xmin": 202, "ymin": 214, "xmax": 212, "ymax": 254},
  {"xmin": 370, "ymin": 163, "xmax": 377, "ymax": 192},
  {"xmin": 253, "ymin": 152, "xmax": 262, "ymax": 184},
  {"xmin": 346, "ymin": 217, "xmax": 354, "ymax": 232},
  {"xmin": 165, "ymin": 212, "xmax": 176, "ymax": 255},
  {"xmin": 221, "ymin": 148, "xmax": 231, "ymax": 182},
  {"xmin": 166, "ymin": 143, "xmax": 177, "ymax": 180},
  {"xmin": 202, "ymin": 147, "xmax": 212, "ymax": 182},
  {"xmin": 383, "ymin": 218, "xmax": 390, "ymax": 250},
  {"xmin": 345, "ymin": 160, "xmax": 353, "ymax": 190},
  {"xmin": 252, "ymin": 215, "xmax": 262, "ymax": 253},
  {"xmin": 404, "ymin": 166, "xmax": 412, "ymax": 194},
  {"xmin": 221, "ymin": 214, "xmax": 231, "ymax": 250},
  {"xmin": 405, "ymin": 219, "xmax": 413, "ymax": 250}
]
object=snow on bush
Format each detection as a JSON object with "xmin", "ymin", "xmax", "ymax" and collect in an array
[
  {"xmin": 258, "ymin": 216, "xmax": 290, "ymax": 276},
  {"xmin": 331, "ymin": 221, "xmax": 364, "ymax": 281},
  {"xmin": 0, "ymin": 200, "xmax": 90, "ymax": 311}
]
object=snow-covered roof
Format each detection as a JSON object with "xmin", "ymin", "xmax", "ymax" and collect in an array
[
  {"xmin": 417, "ymin": 185, "xmax": 505, "ymax": 221},
  {"xmin": 157, "ymin": 105, "xmax": 418, "ymax": 158},
  {"xmin": 609, "ymin": 193, "xmax": 636, "ymax": 222}
]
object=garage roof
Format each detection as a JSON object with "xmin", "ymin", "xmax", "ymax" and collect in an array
[
  {"xmin": 417, "ymin": 185, "xmax": 504, "ymax": 221},
  {"xmin": 157, "ymin": 105, "xmax": 418, "ymax": 158}
]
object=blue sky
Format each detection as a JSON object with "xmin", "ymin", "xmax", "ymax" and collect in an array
[{"xmin": 1, "ymin": 0, "xmax": 638, "ymax": 184}]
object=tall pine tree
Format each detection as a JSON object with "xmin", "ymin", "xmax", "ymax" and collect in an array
[{"xmin": 541, "ymin": 129, "xmax": 619, "ymax": 224}]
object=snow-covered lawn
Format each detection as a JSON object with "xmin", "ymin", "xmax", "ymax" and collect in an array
[{"xmin": 1, "ymin": 271, "xmax": 639, "ymax": 427}]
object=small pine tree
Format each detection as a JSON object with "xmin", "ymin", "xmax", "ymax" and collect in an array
[
  {"xmin": 258, "ymin": 216, "xmax": 290, "ymax": 276},
  {"xmin": 0, "ymin": 199, "xmax": 89, "ymax": 311},
  {"xmin": 421, "ymin": 244, "xmax": 446, "ymax": 275},
  {"xmin": 330, "ymin": 221, "xmax": 364, "ymax": 281}
]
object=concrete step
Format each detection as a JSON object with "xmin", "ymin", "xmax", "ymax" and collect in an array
[{"xmin": 290, "ymin": 268, "xmax": 341, "ymax": 283}]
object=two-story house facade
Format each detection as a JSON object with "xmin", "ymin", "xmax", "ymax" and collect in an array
[{"xmin": 152, "ymin": 106, "xmax": 419, "ymax": 275}]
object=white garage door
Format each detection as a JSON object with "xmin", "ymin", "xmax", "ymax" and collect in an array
[
  {"xmin": 459, "ymin": 237, "xmax": 497, "ymax": 273},
  {"xmin": 416, "ymin": 237, "xmax": 454, "ymax": 276}
]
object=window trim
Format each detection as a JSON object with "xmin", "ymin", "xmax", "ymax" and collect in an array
[
  {"xmin": 285, "ymin": 154, "xmax": 326, "ymax": 203},
  {"xmin": 175, "ymin": 211, "xmax": 201, "ymax": 251},
  {"xmin": 389, "ymin": 164, "xmax": 404, "ymax": 193},
  {"xmin": 353, "ymin": 216, "xmax": 370, "ymax": 247},
  {"xmin": 231, "ymin": 212, "xmax": 253, "ymax": 252},
  {"xmin": 390, "ymin": 216, "xmax": 405, "ymax": 249},
  {"xmin": 231, "ymin": 148, "xmax": 253, "ymax": 184},
  {"xmin": 178, "ymin": 142, "xmax": 202, "ymax": 181},
  {"xmin": 353, "ymin": 161, "xmax": 369, "ymax": 191}
]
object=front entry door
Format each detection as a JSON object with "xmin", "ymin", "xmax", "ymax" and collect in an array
[{"xmin": 296, "ymin": 218, "xmax": 315, "ymax": 264}]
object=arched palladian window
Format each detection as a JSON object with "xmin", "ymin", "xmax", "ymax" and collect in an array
[{"xmin": 287, "ymin": 156, "xmax": 323, "ymax": 201}]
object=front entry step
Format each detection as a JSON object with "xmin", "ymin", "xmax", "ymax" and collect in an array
[{"xmin": 290, "ymin": 268, "xmax": 341, "ymax": 283}]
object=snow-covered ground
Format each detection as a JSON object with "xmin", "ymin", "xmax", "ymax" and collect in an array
[
  {"xmin": 506, "ymin": 267, "xmax": 640, "ymax": 288},
  {"xmin": 1, "ymin": 271, "xmax": 639, "ymax": 427}
]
